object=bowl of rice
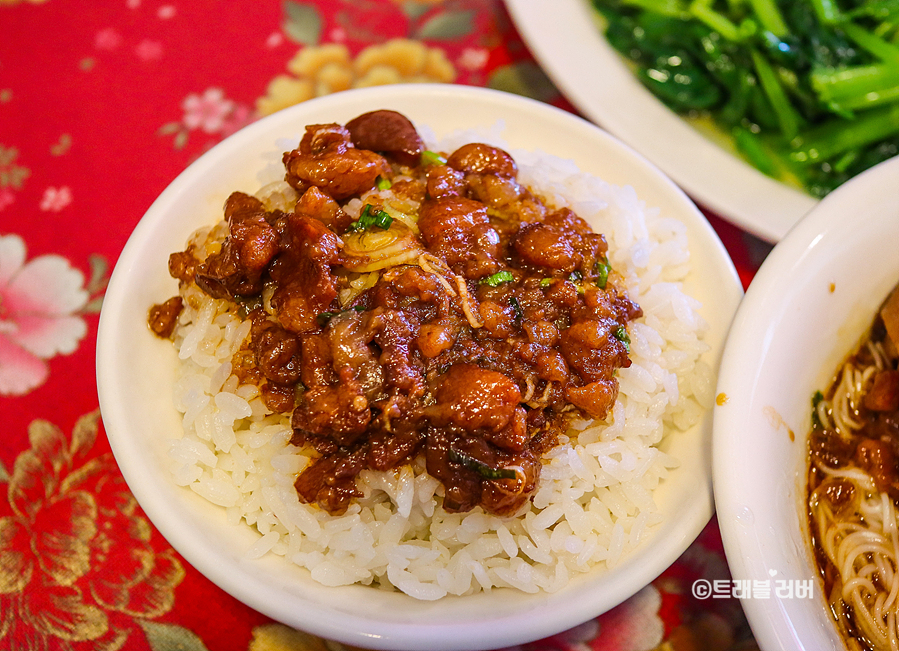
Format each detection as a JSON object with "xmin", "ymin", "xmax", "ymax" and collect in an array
[
  {"xmin": 713, "ymin": 157, "xmax": 899, "ymax": 651},
  {"xmin": 97, "ymin": 84, "xmax": 742, "ymax": 650}
]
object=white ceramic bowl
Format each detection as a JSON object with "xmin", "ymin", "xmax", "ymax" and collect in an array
[
  {"xmin": 505, "ymin": 0, "xmax": 818, "ymax": 242},
  {"xmin": 714, "ymin": 156, "xmax": 899, "ymax": 650},
  {"xmin": 97, "ymin": 84, "xmax": 741, "ymax": 650}
]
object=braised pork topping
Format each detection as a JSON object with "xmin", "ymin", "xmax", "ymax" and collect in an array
[{"xmin": 151, "ymin": 110, "xmax": 642, "ymax": 517}]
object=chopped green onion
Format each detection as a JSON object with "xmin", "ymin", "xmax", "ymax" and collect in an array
[
  {"xmin": 539, "ymin": 278, "xmax": 553, "ymax": 288},
  {"xmin": 421, "ymin": 150, "xmax": 447, "ymax": 165},
  {"xmin": 594, "ymin": 261, "xmax": 611, "ymax": 289},
  {"xmin": 568, "ymin": 270, "xmax": 586, "ymax": 294},
  {"xmin": 346, "ymin": 204, "xmax": 393, "ymax": 233},
  {"xmin": 448, "ymin": 449, "xmax": 517, "ymax": 480},
  {"xmin": 480, "ymin": 270, "xmax": 515, "ymax": 287},
  {"xmin": 614, "ymin": 325, "xmax": 631, "ymax": 353},
  {"xmin": 376, "ymin": 176, "xmax": 393, "ymax": 190}
]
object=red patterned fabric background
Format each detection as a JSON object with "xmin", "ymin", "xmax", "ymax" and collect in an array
[{"xmin": 2, "ymin": 1, "xmax": 769, "ymax": 649}]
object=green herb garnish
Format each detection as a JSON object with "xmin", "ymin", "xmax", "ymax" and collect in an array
[
  {"xmin": 448, "ymin": 448, "xmax": 517, "ymax": 480},
  {"xmin": 568, "ymin": 270, "xmax": 587, "ymax": 294},
  {"xmin": 347, "ymin": 204, "xmax": 393, "ymax": 233},
  {"xmin": 376, "ymin": 176, "xmax": 393, "ymax": 190},
  {"xmin": 421, "ymin": 150, "xmax": 448, "ymax": 165},
  {"xmin": 614, "ymin": 325, "xmax": 631, "ymax": 353},
  {"xmin": 539, "ymin": 278, "xmax": 553, "ymax": 288},
  {"xmin": 480, "ymin": 270, "xmax": 515, "ymax": 287},
  {"xmin": 594, "ymin": 260, "xmax": 610, "ymax": 289}
]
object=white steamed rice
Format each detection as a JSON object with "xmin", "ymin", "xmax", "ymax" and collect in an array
[{"xmin": 164, "ymin": 123, "xmax": 711, "ymax": 600}]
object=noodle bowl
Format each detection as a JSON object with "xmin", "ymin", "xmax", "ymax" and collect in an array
[{"xmin": 808, "ymin": 287, "xmax": 899, "ymax": 650}]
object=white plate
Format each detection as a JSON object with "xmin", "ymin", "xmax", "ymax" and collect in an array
[
  {"xmin": 505, "ymin": 0, "xmax": 818, "ymax": 242},
  {"xmin": 713, "ymin": 156, "xmax": 899, "ymax": 650},
  {"xmin": 97, "ymin": 84, "xmax": 742, "ymax": 650}
]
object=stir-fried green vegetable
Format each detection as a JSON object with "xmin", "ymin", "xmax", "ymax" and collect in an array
[{"xmin": 593, "ymin": 0, "xmax": 899, "ymax": 197}]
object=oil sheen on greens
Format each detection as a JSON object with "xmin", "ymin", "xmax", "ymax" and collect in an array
[{"xmin": 593, "ymin": 0, "xmax": 899, "ymax": 197}]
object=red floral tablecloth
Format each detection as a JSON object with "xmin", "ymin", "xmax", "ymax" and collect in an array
[{"xmin": 1, "ymin": 1, "xmax": 770, "ymax": 649}]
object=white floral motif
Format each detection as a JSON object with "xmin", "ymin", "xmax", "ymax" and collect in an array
[{"xmin": 0, "ymin": 234, "xmax": 88, "ymax": 395}]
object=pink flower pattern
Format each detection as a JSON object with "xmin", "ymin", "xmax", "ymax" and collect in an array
[
  {"xmin": 219, "ymin": 103, "xmax": 256, "ymax": 138},
  {"xmin": 157, "ymin": 4, "xmax": 176, "ymax": 19},
  {"xmin": 94, "ymin": 27, "xmax": 123, "ymax": 51},
  {"xmin": 0, "ymin": 188, "xmax": 14, "ymax": 211},
  {"xmin": 591, "ymin": 586, "xmax": 664, "ymax": 651},
  {"xmin": 459, "ymin": 47, "xmax": 490, "ymax": 71},
  {"xmin": 136, "ymin": 39, "xmax": 164, "ymax": 61},
  {"xmin": 0, "ymin": 234, "xmax": 89, "ymax": 395},
  {"xmin": 160, "ymin": 87, "xmax": 257, "ymax": 149},
  {"xmin": 182, "ymin": 87, "xmax": 236, "ymax": 134},
  {"xmin": 39, "ymin": 186, "xmax": 73, "ymax": 212}
]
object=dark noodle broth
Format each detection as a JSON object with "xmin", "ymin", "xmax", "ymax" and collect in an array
[{"xmin": 808, "ymin": 284, "xmax": 899, "ymax": 650}]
